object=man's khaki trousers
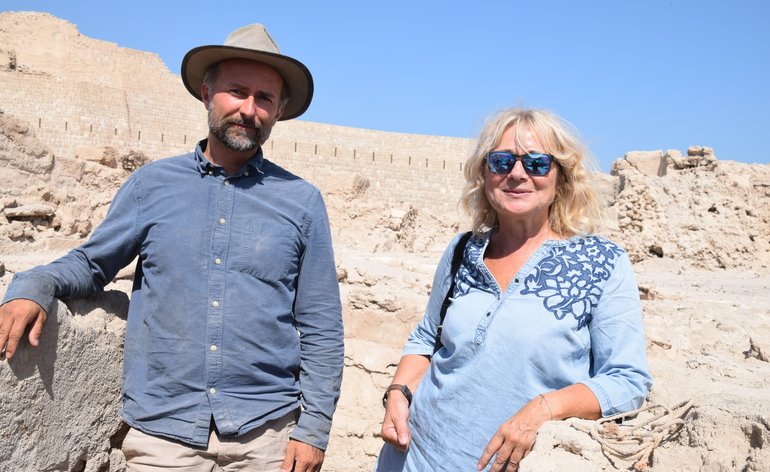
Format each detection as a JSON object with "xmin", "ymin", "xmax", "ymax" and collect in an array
[{"xmin": 123, "ymin": 410, "xmax": 298, "ymax": 471}]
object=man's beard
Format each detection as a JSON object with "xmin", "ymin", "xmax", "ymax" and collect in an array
[{"xmin": 207, "ymin": 104, "xmax": 274, "ymax": 153}]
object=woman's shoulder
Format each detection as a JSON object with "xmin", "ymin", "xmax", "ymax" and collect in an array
[
  {"xmin": 554, "ymin": 234, "xmax": 628, "ymax": 255},
  {"xmin": 543, "ymin": 234, "xmax": 633, "ymax": 276}
]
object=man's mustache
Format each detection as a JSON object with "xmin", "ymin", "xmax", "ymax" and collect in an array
[{"xmin": 227, "ymin": 118, "xmax": 260, "ymax": 130}]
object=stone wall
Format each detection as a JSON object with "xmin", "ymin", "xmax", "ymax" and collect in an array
[{"xmin": 0, "ymin": 11, "xmax": 474, "ymax": 215}]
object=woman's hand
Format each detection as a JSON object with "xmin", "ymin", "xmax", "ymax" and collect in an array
[
  {"xmin": 476, "ymin": 394, "xmax": 553, "ymax": 471},
  {"xmin": 379, "ymin": 354, "xmax": 430, "ymax": 452},
  {"xmin": 380, "ymin": 391, "xmax": 412, "ymax": 452}
]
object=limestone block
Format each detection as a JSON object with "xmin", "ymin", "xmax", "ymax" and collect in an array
[
  {"xmin": 0, "ymin": 292, "xmax": 128, "ymax": 471},
  {"xmin": 609, "ymin": 157, "xmax": 632, "ymax": 177},
  {"xmin": 687, "ymin": 145, "xmax": 714, "ymax": 157},
  {"xmin": 670, "ymin": 145, "xmax": 718, "ymax": 170},
  {"xmin": 75, "ymin": 145, "xmax": 119, "ymax": 168},
  {"xmin": 3, "ymin": 203, "xmax": 56, "ymax": 219},
  {"xmin": 624, "ymin": 150, "xmax": 667, "ymax": 177}
]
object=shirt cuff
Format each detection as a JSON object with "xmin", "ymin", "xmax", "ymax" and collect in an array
[
  {"xmin": 580, "ymin": 377, "xmax": 647, "ymax": 417},
  {"xmin": 401, "ymin": 344, "xmax": 433, "ymax": 357},
  {"xmin": 2, "ymin": 274, "xmax": 57, "ymax": 318},
  {"xmin": 289, "ymin": 410, "xmax": 333, "ymax": 451}
]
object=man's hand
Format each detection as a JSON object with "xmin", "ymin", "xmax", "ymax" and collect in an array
[
  {"xmin": 280, "ymin": 438, "xmax": 324, "ymax": 472},
  {"xmin": 380, "ymin": 391, "xmax": 411, "ymax": 452},
  {"xmin": 0, "ymin": 299, "xmax": 47, "ymax": 360}
]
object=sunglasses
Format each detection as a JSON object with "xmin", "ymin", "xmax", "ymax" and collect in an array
[{"xmin": 486, "ymin": 151, "xmax": 555, "ymax": 177}]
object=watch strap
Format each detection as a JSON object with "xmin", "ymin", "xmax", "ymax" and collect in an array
[{"xmin": 382, "ymin": 384, "xmax": 412, "ymax": 408}]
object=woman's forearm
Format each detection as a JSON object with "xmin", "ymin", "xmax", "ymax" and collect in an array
[
  {"xmin": 389, "ymin": 354, "xmax": 431, "ymax": 397},
  {"xmin": 541, "ymin": 383, "xmax": 602, "ymax": 420}
]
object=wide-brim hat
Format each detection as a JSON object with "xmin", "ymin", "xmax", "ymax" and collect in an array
[{"xmin": 181, "ymin": 23, "xmax": 313, "ymax": 120}]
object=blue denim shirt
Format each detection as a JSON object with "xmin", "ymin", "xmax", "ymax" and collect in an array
[
  {"xmin": 377, "ymin": 232, "xmax": 652, "ymax": 471},
  {"xmin": 2, "ymin": 141, "xmax": 344, "ymax": 450}
]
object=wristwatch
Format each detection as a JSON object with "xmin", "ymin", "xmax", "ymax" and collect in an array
[{"xmin": 382, "ymin": 384, "xmax": 412, "ymax": 408}]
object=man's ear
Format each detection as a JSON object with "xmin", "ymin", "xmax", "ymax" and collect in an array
[{"xmin": 201, "ymin": 83, "xmax": 211, "ymax": 108}]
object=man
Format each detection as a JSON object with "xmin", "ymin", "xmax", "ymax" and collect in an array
[{"xmin": 0, "ymin": 24, "xmax": 343, "ymax": 472}]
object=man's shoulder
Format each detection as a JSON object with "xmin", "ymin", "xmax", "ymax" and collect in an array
[{"xmin": 261, "ymin": 159, "xmax": 321, "ymax": 195}]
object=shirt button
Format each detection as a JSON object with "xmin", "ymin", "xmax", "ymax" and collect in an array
[
  {"xmin": 244, "ymin": 171, "xmax": 250, "ymax": 176},
  {"xmin": 219, "ymin": 218, "xmax": 226, "ymax": 224},
  {"xmin": 210, "ymin": 387, "xmax": 216, "ymax": 395},
  {"xmin": 208, "ymin": 170, "xmax": 213, "ymax": 175},
  {"xmin": 224, "ymin": 180, "xmax": 230, "ymax": 186},
  {"xmin": 214, "ymin": 258, "xmax": 222, "ymax": 265},
  {"xmin": 210, "ymin": 345, "xmax": 217, "ymax": 352},
  {"xmin": 212, "ymin": 300, "xmax": 219, "ymax": 307}
]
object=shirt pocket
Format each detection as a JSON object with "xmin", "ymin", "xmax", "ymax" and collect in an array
[{"xmin": 237, "ymin": 222, "xmax": 300, "ymax": 282}]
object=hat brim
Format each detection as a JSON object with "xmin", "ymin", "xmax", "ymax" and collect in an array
[{"xmin": 181, "ymin": 45, "xmax": 313, "ymax": 120}]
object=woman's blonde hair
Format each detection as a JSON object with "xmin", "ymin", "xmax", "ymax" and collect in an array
[{"xmin": 459, "ymin": 108, "xmax": 604, "ymax": 237}]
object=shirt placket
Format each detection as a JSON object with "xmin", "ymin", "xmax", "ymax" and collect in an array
[
  {"xmin": 474, "ymin": 279, "xmax": 520, "ymax": 345},
  {"xmin": 474, "ymin": 253, "xmax": 523, "ymax": 345},
  {"xmin": 204, "ymin": 171, "xmax": 235, "ymax": 433}
]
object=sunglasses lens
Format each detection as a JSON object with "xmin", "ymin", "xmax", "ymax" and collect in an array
[
  {"xmin": 487, "ymin": 152, "xmax": 514, "ymax": 174},
  {"xmin": 487, "ymin": 152, "xmax": 554, "ymax": 176},
  {"xmin": 522, "ymin": 153, "xmax": 552, "ymax": 176}
]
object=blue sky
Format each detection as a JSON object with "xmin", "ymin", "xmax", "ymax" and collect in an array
[{"xmin": 3, "ymin": 1, "xmax": 769, "ymax": 171}]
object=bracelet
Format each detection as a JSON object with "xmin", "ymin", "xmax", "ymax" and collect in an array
[
  {"xmin": 382, "ymin": 384, "xmax": 412, "ymax": 408},
  {"xmin": 539, "ymin": 393, "xmax": 554, "ymax": 420}
]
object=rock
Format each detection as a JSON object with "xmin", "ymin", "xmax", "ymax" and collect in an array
[
  {"xmin": 624, "ymin": 150, "xmax": 668, "ymax": 177},
  {"xmin": 119, "ymin": 150, "xmax": 149, "ymax": 173},
  {"xmin": 687, "ymin": 145, "xmax": 714, "ymax": 157},
  {"xmin": 744, "ymin": 338, "xmax": 769, "ymax": 362},
  {"xmin": 0, "ymin": 294, "xmax": 128, "ymax": 471},
  {"xmin": 351, "ymin": 175, "xmax": 370, "ymax": 196},
  {"xmin": 3, "ymin": 203, "xmax": 56, "ymax": 219},
  {"xmin": 76, "ymin": 145, "xmax": 119, "ymax": 168}
]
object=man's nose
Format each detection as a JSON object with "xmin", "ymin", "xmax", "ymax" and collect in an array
[{"xmin": 239, "ymin": 96, "xmax": 257, "ymax": 117}]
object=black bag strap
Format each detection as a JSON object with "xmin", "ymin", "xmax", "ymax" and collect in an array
[{"xmin": 432, "ymin": 231, "xmax": 472, "ymax": 356}]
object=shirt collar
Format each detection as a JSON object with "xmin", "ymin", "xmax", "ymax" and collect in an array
[{"xmin": 193, "ymin": 139, "xmax": 265, "ymax": 176}]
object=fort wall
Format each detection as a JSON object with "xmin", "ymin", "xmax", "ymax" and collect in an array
[{"xmin": 0, "ymin": 11, "xmax": 473, "ymax": 213}]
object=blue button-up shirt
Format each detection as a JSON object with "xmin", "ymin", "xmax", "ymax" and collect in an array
[
  {"xmin": 3, "ymin": 141, "xmax": 344, "ymax": 450},
  {"xmin": 377, "ymin": 232, "xmax": 652, "ymax": 471}
]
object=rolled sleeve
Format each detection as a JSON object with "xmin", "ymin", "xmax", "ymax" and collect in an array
[
  {"xmin": 2, "ymin": 273, "xmax": 57, "ymax": 317},
  {"xmin": 2, "ymin": 175, "xmax": 142, "ymax": 314},
  {"xmin": 584, "ymin": 252, "xmax": 653, "ymax": 416}
]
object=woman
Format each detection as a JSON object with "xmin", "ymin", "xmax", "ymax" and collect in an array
[{"xmin": 376, "ymin": 108, "xmax": 652, "ymax": 471}]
